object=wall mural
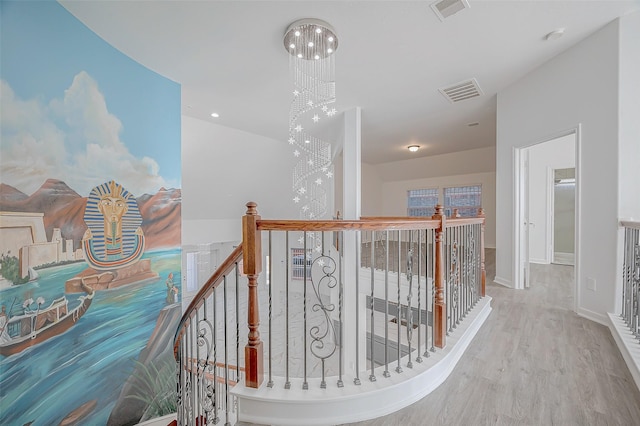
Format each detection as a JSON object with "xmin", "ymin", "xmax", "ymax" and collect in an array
[{"xmin": 0, "ymin": 2, "xmax": 181, "ymax": 425}]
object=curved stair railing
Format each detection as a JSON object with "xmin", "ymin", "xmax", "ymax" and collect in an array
[
  {"xmin": 173, "ymin": 244, "xmax": 244, "ymax": 425},
  {"xmin": 174, "ymin": 202, "xmax": 489, "ymax": 425}
]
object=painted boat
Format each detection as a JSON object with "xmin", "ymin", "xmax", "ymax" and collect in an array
[{"xmin": 0, "ymin": 285, "xmax": 94, "ymax": 357}]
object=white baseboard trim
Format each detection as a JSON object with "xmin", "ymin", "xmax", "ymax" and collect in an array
[
  {"xmin": 553, "ymin": 252, "xmax": 574, "ymax": 265},
  {"xmin": 576, "ymin": 307, "xmax": 608, "ymax": 327},
  {"xmin": 529, "ymin": 258, "xmax": 549, "ymax": 265},
  {"xmin": 233, "ymin": 297, "xmax": 492, "ymax": 426},
  {"xmin": 608, "ymin": 313, "xmax": 640, "ymax": 392},
  {"xmin": 493, "ymin": 276, "xmax": 512, "ymax": 288}
]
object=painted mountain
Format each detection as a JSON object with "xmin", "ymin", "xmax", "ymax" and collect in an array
[{"xmin": 0, "ymin": 179, "xmax": 181, "ymax": 249}]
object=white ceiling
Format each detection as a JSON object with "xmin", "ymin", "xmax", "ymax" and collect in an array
[{"xmin": 60, "ymin": 0, "xmax": 638, "ymax": 165}]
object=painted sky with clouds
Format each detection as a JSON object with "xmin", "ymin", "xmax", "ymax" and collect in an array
[{"xmin": 0, "ymin": 1, "xmax": 180, "ymax": 197}]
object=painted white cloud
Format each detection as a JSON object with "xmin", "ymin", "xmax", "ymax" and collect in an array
[{"xmin": 1, "ymin": 72, "xmax": 170, "ymax": 196}]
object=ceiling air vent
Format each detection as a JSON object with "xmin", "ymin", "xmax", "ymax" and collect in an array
[
  {"xmin": 430, "ymin": 0, "xmax": 470, "ymax": 22},
  {"xmin": 439, "ymin": 78, "xmax": 483, "ymax": 103}
]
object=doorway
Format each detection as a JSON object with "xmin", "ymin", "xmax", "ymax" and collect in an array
[
  {"xmin": 552, "ymin": 168, "xmax": 576, "ymax": 265},
  {"xmin": 514, "ymin": 128, "xmax": 580, "ymax": 310}
]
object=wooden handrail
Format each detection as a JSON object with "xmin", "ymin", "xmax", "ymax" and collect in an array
[
  {"xmin": 361, "ymin": 216, "xmax": 484, "ymax": 228},
  {"xmin": 257, "ymin": 219, "xmax": 440, "ymax": 231},
  {"xmin": 621, "ymin": 220, "xmax": 640, "ymax": 230},
  {"xmin": 173, "ymin": 244, "xmax": 244, "ymax": 360}
]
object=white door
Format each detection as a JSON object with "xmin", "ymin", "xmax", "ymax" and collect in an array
[{"xmin": 518, "ymin": 148, "xmax": 531, "ymax": 289}]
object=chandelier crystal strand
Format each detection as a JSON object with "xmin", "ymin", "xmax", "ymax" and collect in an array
[{"xmin": 285, "ymin": 19, "xmax": 338, "ymax": 240}]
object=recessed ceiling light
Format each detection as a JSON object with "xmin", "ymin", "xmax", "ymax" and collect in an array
[
  {"xmin": 408, "ymin": 145, "xmax": 420, "ymax": 152},
  {"xmin": 211, "ymin": 112, "xmax": 219, "ymax": 118},
  {"xmin": 545, "ymin": 28, "xmax": 565, "ymax": 41}
]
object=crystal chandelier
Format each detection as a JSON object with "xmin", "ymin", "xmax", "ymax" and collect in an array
[{"xmin": 284, "ymin": 19, "xmax": 338, "ymax": 221}]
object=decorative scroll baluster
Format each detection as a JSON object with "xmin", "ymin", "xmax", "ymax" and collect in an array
[
  {"xmin": 308, "ymin": 230, "xmax": 339, "ymax": 389},
  {"xmin": 406, "ymin": 230, "xmax": 414, "ymax": 369}
]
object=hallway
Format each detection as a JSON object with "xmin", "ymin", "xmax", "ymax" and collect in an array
[{"xmin": 348, "ymin": 258, "xmax": 640, "ymax": 425}]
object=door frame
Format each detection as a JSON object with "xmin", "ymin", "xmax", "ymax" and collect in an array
[{"xmin": 513, "ymin": 125, "xmax": 581, "ymax": 312}]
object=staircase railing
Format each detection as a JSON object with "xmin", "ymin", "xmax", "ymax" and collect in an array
[
  {"xmin": 174, "ymin": 202, "xmax": 487, "ymax": 425},
  {"xmin": 173, "ymin": 244, "xmax": 244, "ymax": 425},
  {"xmin": 620, "ymin": 220, "xmax": 640, "ymax": 338}
]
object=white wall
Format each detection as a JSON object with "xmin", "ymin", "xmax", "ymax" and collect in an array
[
  {"xmin": 376, "ymin": 146, "xmax": 495, "ymax": 182},
  {"xmin": 363, "ymin": 147, "xmax": 496, "ymax": 248},
  {"xmin": 618, "ymin": 11, "xmax": 640, "ymax": 220},
  {"xmin": 362, "ymin": 162, "xmax": 382, "ymax": 216},
  {"xmin": 182, "ymin": 116, "xmax": 298, "ymax": 245},
  {"xmin": 379, "ymin": 171, "xmax": 496, "ymax": 248},
  {"xmin": 527, "ymin": 134, "xmax": 575, "ymax": 264},
  {"xmin": 496, "ymin": 18, "xmax": 621, "ymax": 323}
]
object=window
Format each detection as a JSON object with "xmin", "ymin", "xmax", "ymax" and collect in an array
[
  {"xmin": 407, "ymin": 188, "xmax": 438, "ymax": 217},
  {"xmin": 444, "ymin": 185, "xmax": 482, "ymax": 217}
]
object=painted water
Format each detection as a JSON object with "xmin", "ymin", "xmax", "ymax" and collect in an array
[{"xmin": 0, "ymin": 249, "xmax": 181, "ymax": 425}]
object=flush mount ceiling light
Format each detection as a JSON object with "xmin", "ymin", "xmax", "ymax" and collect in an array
[
  {"xmin": 210, "ymin": 112, "xmax": 219, "ymax": 118},
  {"xmin": 545, "ymin": 28, "xmax": 565, "ymax": 41},
  {"xmin": 408, "ymin": 145, "xmax": 420, "ymax": 152},
  {"xmin": 284, "ymin": 18, "xmax": 339, "ymax": 224}
]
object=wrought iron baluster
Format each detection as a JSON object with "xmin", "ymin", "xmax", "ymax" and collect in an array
[
  {"xmin": 396, "ymin": 230, "xmax": 403, "ymax": 374},
  {"xmin": 406, "ymin": 230, "xmax": 414, "ymax": 369},
  {"xmin": 235, "ymin": 263, "xmax": 240, "ymax": 387},
  {"xmin": 430, "ymin": 229, "xmax": 436, "ymax": 353},
  {"xmin": 223, "ymin": 275, "xmax": 230, "ymax": 426},
  {"xmin": 267, "ymin": 231, "xmax": 273, "ymax": 388},
  {"xmin": 195, "ymin": 308, "xmax": 201, "ymax": 422},
  {"xmin": 303, "ymin": 231, "xmax": 308, "ymax": 390},
  {"xmin": 416, "ymin": 229, "xmax": 423, "ymax": 363},
  {"xmin": 338, "ymin": 230, "xmax": 344, "ymax": 388},
  {"xmin": 384, "ymin": 231, "xmax": 390, "ymax": 378},
  {"xmin": 285, "ymin": 231, "xmax": 291, "ymax": 389},
  {"xmin": 369, "ymin": 231, "xmax": 376, "ymax": 382},
  {"xmin": 354, "ymin": 231, "xmax": 362, "ymax": 385},
  {"xmin": 213, "ymin": 290, "xmax": 219, "ymax": 423}
]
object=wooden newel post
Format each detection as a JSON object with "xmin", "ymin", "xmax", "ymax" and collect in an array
[
  {"xmin": 243, "ymin": 202, "xmax": 263, "ymax": 388},
  {"xmin": 432, "ymin": 204, "xmax": 446, "ymax": 348},
  {"xmin": 478, "ymin": 207, "xmax": 486, "ymax": 297}
]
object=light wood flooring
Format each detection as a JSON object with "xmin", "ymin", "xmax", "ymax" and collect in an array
[{"xmin": 346, "ymin": 254, "xmax": 640, "ymax": 426}]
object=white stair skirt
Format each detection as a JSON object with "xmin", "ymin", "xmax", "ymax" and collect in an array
[
  {"xmin": 608, "ymin": 313, "xmax": 640, "ymax": 392},
  {"xmin": 232, "ymin": 296, "xmax": 492, "ymax": 426}
]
